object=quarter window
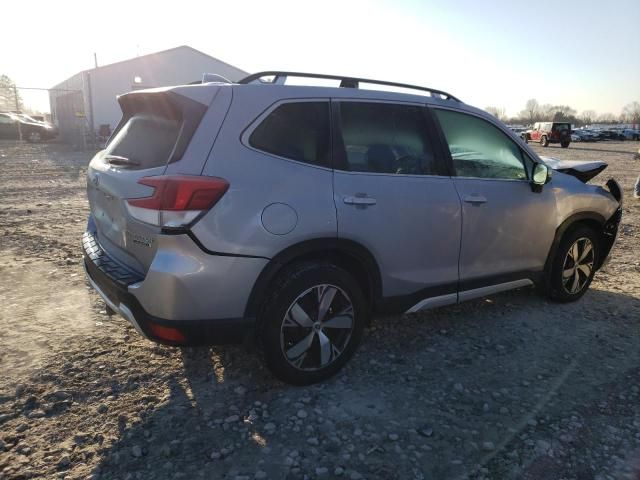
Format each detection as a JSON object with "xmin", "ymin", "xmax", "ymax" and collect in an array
[
  {"xmin": 249, "ymin": 102, "xmax": 330, "ymax": 167},
  {"xmin": 336, "ymin": 102, "xmax": 439, "ymax": 175},
  {"xmin": 434, "ymin": 109, "xmax": 527, "ymax": 180}
]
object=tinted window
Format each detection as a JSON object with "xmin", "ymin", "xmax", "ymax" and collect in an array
[
  {"xmin": 250, "ymin": 102, "xmax": 330, "ymax": 167},
  {"xmin": 434, "ymin": 109, "xmax": 527, "ymax": 180},
  {"xmin": 106, "ymin": 113, "xmax": 181, "ymax": 169},
  {"xmin": 337, "ymin": 102, "xmax": 439, "ymax": 175}
]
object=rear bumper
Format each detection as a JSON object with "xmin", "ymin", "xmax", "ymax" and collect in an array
[{"xmin": 83, "ymin": 227, "xmax": 261, "ymax": 345}]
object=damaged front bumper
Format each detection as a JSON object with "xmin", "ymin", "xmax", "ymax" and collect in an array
[{"xmin": 600, "ymin": 178, "xmax": 623, "ymax": 268}]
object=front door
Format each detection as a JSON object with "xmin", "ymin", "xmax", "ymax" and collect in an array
[
  {"xmin": 432, "ymin": 108, "xmax": 557, "ymax": 294},
  {"xmin": 332, "ymin": 100, "xmax": 462, "ymax": 309}
]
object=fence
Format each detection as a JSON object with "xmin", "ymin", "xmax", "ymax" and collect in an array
[{"xmin": 0, "ymin": 85, "xmax": 95, "ymax": 148}]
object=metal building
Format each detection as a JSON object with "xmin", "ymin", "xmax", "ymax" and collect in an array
[{"xmin": 49, "ymin": 45, "xmax": 248, "ymax": 145}]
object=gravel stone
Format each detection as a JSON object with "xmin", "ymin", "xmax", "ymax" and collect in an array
[{"xmin": 482, "ymin": 441, "xmax": 495, "ymax": 451}]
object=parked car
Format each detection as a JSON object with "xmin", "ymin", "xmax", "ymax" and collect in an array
[
  {"xmin": 83, "ymin": 72, "xmax": 622, "ymax": 384},
  {"xmin": 598, "ymin": 129, "xmax": 624, "ymax": 141},
  {"xmin": 572, "ymin": 130, "xmax": 599, "ymax": 142},
  {"xmin": 0, "ymin": 112, "xmax": 57, "ymax": 142},
  {"xmin": 619, "ymin": 129, "xmax": 640, "ymax": 140},
  {"xmin": 14, "ymin": 113, "xmax": 59, "ymax": 137},
  {"xmin": 523, "ymin": 122, "xmax": 572, "ymax": 147}
]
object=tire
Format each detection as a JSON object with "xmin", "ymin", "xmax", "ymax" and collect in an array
[
  {"xmin": 259, "ymin": 262, "xmax": 366, "ymax": 385},
  {"xmin": 544, "ymin": 226, "xmax": 599, "ymax": 302},
  {"xmin": 541, "ymin": 135, "xmax": 549, "ymax": 147},
  {"xmin": 561, "ymin": 141, "xmax": 570, "ymax": 148}
]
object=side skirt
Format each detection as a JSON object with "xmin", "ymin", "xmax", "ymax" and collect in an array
[{"xmin": 404, "ymin": 278, "xmax": 535, "ymax": 314}]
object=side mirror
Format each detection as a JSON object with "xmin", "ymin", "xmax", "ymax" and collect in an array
[{"xmin": 531, "ymin": 163, "xmax": 551, "ymax": 192}]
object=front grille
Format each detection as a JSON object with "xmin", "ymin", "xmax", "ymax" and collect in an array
[{"xmin": 82, "ymin": 231, "xmax": 144, "ymax": 287}]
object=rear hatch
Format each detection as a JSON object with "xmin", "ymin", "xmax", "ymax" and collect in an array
[
  {"xmin": 552, "ymin": 123, "xmax": 571, "ymax": 140},
  {"xmin": 86, "ymin": 85, "xmax": 229, "ymax": 274}
]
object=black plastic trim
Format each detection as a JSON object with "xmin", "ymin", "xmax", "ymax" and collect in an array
[
  {"xmin": 543, "ymin": 212, "xmax": 607, "ymax": 280},
  {"xmin": 243, "ymin": 238, "xmax": 382, "ymax": 319},
  {"xmin": 84, "ymin": 253, "xmax": 251, "ymax": 346},
  {"xmin": 377, "ymin": 270, "xmax": 542, "ymax": 314}
]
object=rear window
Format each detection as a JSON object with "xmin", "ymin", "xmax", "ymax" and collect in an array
[
  {"xmin": 552, "ymin": 123, "xmax": 571, "ymax": 132},
  {"xmin": 105, "ymin": 113, "xmax": 181, "ymax": 169},
  {"xmin": 249, "ymin": 102, "xmax": 330, "ymax": 167}
]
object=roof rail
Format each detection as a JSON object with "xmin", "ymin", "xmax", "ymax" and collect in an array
[{"xmin": 238, "ymin": 71, "xmax": 461, "ymax": 102}]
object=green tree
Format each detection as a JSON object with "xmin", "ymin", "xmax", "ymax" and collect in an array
[{"xmin": 0, "ymin": 74, "xmax": 23, "ymax": 112}]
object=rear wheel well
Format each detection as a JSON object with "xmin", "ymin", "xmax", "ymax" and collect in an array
[{"xmin": 244, "ymin": 241, "xmax": 381, "ymax": 322}]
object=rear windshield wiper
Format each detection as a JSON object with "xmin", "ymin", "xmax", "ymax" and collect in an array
[{"xmin": 104, "ymin": 154, "xmax": 140, "ymax": 167}]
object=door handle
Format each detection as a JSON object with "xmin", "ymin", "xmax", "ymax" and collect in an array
[
  {"xmin": 343, "ymin": 195, "xmax": 377, "ymax": 206},
  {"xmin": 463, "ymin": 194, "xmax": 487, "ymax": 204}
]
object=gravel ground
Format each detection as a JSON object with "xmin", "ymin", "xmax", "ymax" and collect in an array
[{"xmin": 0, "ymin": 140, "xmax": 639, "ymax": 480}]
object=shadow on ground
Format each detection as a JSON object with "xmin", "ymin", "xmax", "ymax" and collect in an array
[{"xmin": 3, "ymin": 287, "xmax": 639, "ymax": 479}]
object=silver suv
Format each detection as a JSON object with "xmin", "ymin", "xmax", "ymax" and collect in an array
[{"xmin": 83, "ymin": 71, "xmax": 623, "ymax": 385}]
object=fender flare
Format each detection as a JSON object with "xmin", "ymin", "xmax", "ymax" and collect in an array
[
  {"xmin": 243, "ymin": 238, "xmax": 382, "ymax": 320},
  {"xmin": 543, "ymin": 211, "xmax": 606, "ymax": 280}
]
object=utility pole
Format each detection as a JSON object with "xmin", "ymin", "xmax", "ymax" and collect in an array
[
  {"xmin": 94, "ymin": 53, "xmax": 98, "ymax": 68},
  {"xmin": 14, "ymin": 85, "xmax": 22, "ymax": 141}
]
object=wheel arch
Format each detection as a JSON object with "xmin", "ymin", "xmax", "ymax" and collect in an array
[
  {"xmin": 543, "ymin": 212, "xmax": 606, "ymax": 279},
  {"xmin": 244, "ymin": 238, "xmax": 382, "ymax": 320}
]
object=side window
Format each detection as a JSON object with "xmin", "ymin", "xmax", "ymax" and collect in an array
[
  {"xmin": 336, "ymin": 102, "xmax": 439, "ymax": 175},
  {"xmin": 433, "ymin": 109, "xmax": 527, "ymax": 181},
  {"xmin": 249, "ymin": 102, "xmax": 330, "ymax": 167},
  {"xmin": 0, "ymin": 114, "xmax": 14, "ymax": 124}
]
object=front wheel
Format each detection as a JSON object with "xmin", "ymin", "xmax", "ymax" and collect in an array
[
  {"xmin": 259, "ymin": 262, "xmax": 366, "ymax": 385},
  {"xmin": 561, "ymin": 141, "xmax": 570, "ymax": 148},
  {"xmin": 541, "ymin": 135, "xmax": 549, "ymax": 147},
  {"xmin": 544, "ymin": 226, "xmax": 599, "ymax": 302}
]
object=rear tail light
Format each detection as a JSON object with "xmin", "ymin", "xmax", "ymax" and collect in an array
[{"xmin": 126, "ymin": 175, "xmax": 229, "ymax": 227}]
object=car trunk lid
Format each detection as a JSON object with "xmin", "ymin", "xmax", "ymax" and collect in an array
[{"xmin": 86, "ymin": 85, "xmax": 228, "ymax": 273}]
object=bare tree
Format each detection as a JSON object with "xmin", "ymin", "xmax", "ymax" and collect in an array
[
  {"xmin": 579, "ymin": 110, "xmax": 597, "ymax": 126},
  {"xmin": 622, "ymin": 101, "xmax": 640, "ymax": 125},
  {"xmin": 519, "ymin": 99, "xmax": 540, "ymax": 124},
  {"xmin": 485, "ymin": 106, "xmax": 507, "ymax": 121},
  {"xmin": 598, "ymin": 112, "xmax": 616, "ymax": 123},
  {"xmin": 0, "ymin": 74, "xmax": 23, "ymax": 112}
]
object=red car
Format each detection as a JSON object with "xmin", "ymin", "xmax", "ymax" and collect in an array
[{"xmin": 523, "ymin": 122, "xmax": 571, "ymax": 148}]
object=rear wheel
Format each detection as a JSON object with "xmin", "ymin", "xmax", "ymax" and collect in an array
[
  {"xmin": 541, "ymin": 135, "xmax": 549, "ymax": 147},
  {"xmin": 259, "ymin": 262, "xmax": 366, "ymax": 385},
  {"xmin": 544, "ymin": 226, "xmax": 599, "ymax": 302},
  {"xmin": 561, "ymin": 141, "xmax": 570, "ymax": 148}
]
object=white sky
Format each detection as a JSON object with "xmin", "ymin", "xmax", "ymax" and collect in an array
[{"xmin": 3, "ymin": 0, "xmax": 639, "ymax": 116}]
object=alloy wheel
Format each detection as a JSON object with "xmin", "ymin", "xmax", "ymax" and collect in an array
[
  {"xmin": 562, "ymin": 237, "xmax": 595, "ymax": 294},
  {"xmin": 280, "ymin": 284, "xmax": 354, "ymax": 371}
]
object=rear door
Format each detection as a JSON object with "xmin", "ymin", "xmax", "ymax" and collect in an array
[
  {"xmin": 332, "ymin": 100, "xmax": 461, "ymax": 306},
  {"xmin": 86, "ymin": 85, "xmax": 231, "ymax": 273}
]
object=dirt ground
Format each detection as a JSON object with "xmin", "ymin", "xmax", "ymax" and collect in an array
[{"xmin": 0, "ymin": 139, "xmax": 639, "ymax": 480}]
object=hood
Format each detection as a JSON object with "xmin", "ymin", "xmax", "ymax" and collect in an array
[{"xmin": 540, "ymin": 156, "xmax": 607, "ymax": 183}]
